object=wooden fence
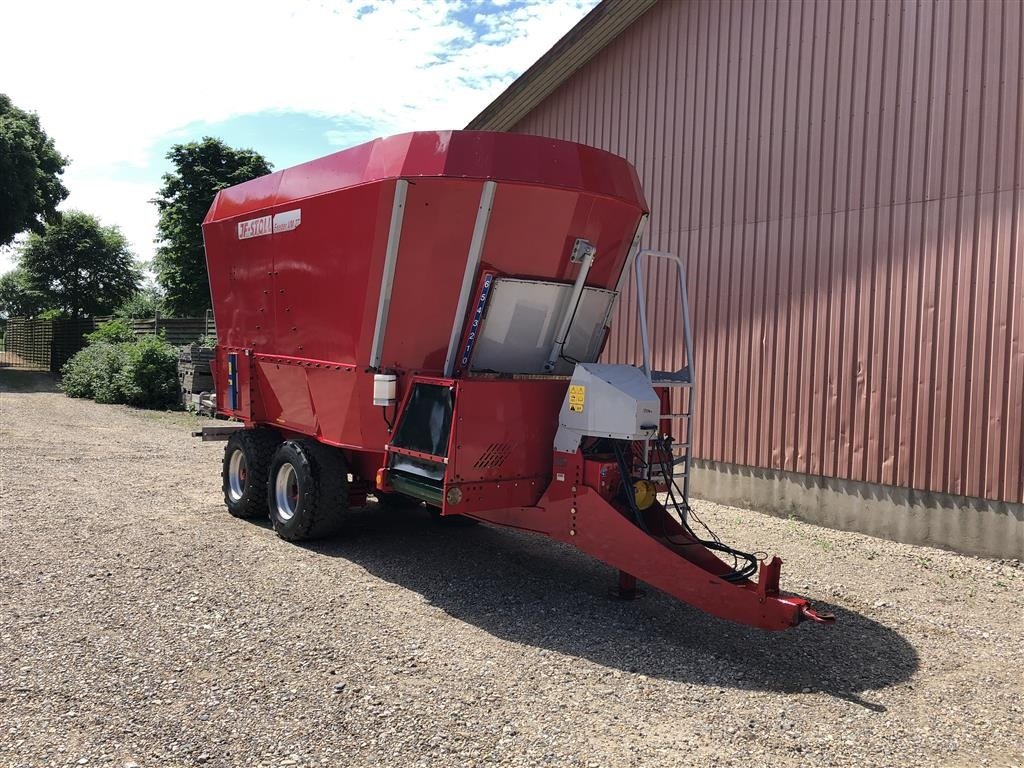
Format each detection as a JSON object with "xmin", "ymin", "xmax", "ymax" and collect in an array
[
  {"xmin": 2, "ymin": 314, "xmax": 215, "ymax": 373},
  {"xmin": 3, "ymin": 318, "xmax": 101, "ymax": 371},
  {"xmin": 93, "ymin": 314, "xmax": 215, "ymax": 347}
]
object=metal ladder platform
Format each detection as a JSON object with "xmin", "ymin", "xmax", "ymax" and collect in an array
[{"xmin": 631, "ymin": 248, "xmax": 696, "ymax": 507}]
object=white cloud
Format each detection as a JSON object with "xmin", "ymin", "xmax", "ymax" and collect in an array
[
  {"xmin": 1, "ymin": 0, "xmax": 596, "ymax": 270},
  {"xmin": 61, "ymin": 174, "xmax": 159, "ymax": 265}
]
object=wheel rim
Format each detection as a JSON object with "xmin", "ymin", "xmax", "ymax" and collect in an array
[
  {"xmin": 274, "ymin": 462, "xmax": 299, "ymax": 521},
  {"xmin": 227, "ymin": 449, "xmax": 247, "ymax": 502}
]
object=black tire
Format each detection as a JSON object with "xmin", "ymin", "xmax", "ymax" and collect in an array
[
  {"xmin": 267, "ymin": 439, "xmax": 349, "ymax": 541},
  {"xmin": 222, "ymin": 428, "xmax": 280, "ymax": 519}
]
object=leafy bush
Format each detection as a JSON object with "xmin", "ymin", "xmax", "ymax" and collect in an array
[
  {"xmin": 91, "ymin": 345, "xmax": 131, "ymax": 404},
  {"xmin": 116, "ymin": 335, "xmax": 179, "ymax": 408},
  {"xmin": 61, "ymin": 342, "xmax": 128, "ymax": 400},
  {"xmin": 58, "ymin": 347, "xmax": 93, "ymax": 398},
  {"xmin": 61, "ymin": 334, "xmax": 179, "ymax": 409},
  {"xmin": 198, "ymin": 332, "xmax": 217, "ymax": 349},
  {"xmin": 86, "ymin": 318, "xmax": 136, "ymax": 344}
]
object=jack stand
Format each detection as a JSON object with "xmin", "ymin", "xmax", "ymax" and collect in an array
[{"xmin": 613, "ymin": 570, "xmax": 641, "ymax": 600}]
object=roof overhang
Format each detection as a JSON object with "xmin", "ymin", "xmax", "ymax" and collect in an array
[{"xmin": 466, "ymin": 0, "xmax": 658, "ymax": 132}]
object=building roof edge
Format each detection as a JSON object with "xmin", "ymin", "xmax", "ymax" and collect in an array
[{"xmin": 466, "ymin": 0, "xmax": 657, "ymax": 132}]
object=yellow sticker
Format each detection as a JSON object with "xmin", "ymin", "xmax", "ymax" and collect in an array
[{"xmin": 568, "ymin": 384, "xmax": 586, "ymax": 413}]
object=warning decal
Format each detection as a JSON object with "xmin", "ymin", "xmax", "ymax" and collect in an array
[{"xmin": 568, "ymin": 384, "xmax": 586, "ymax": 413}]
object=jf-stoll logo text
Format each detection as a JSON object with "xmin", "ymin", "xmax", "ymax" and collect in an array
[{"xmin": 237, "ymin": 209, "xmax": 301, "ymax": 240}]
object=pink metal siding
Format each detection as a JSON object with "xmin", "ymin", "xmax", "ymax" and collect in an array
[{"xmin": 511, "ymin": 0, "xmax": 1024, "ymax": 504}]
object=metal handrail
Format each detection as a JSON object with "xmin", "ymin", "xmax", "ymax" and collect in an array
[
  {"xmin": 632, "ymin": 248, "xmax": 697, "ymax": 508},
  {"xmin": 632, "ymin": 249, "xmax": 695, "ymax": 387}
]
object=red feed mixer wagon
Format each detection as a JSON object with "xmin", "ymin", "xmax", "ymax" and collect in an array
[{"xmin": 200, "ymin": 130, "xmax": 833, "ymax": 631}]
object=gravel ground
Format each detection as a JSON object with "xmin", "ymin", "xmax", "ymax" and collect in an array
[{"xmin": 1, "ymin": 370, "xmax": 1022, "ymax": 768}]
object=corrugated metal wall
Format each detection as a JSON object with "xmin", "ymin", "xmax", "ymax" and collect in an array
[{"xmin": 511, "ymin": 0, "xmax": 1024, "ymax": 504}]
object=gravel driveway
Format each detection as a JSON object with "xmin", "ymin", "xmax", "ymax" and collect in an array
[{"xmin": 1, "ymin": 370, "xmax": 1022, "ymax": 768}]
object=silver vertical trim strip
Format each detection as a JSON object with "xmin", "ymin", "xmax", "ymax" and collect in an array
[
  {"xmin": 443, "ymin": 180, "xmax": 497, "ymax": 377},
  {"xmin": 369, "ymin": 179, "xmax": 409, "ymax": 369}
]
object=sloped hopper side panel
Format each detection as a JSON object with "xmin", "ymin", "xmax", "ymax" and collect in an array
[{"xmin": 470, "ymin": 278, "xmax": 616, "ymax": 375}]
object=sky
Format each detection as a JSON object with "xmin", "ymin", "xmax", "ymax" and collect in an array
[{"xmin": 0, "ymin": 0, "xmax": 599, "ymax": 274}]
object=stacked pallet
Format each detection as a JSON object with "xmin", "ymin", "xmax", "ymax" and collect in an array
[{"xmin": 179, "ymin": 345, "xmax": 216, "ymax": 413}]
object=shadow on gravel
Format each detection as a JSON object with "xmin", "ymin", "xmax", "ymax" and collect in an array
[
  {"xmin": 302, "ymin": 504, "xmax": 917, "ymax": 708},
  {"xmin": 0, "ymin": 369, "xmax": 59, "ymax": 393}
]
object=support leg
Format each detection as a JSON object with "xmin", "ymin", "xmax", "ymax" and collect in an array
[{"xmin": 614, "ymin": 570, "xmax": 640, "ymax": 600}]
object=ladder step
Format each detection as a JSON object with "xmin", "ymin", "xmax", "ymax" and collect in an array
[{"xmin": 650, "ymin": 366, "xmax": 693, "ymax": 388}]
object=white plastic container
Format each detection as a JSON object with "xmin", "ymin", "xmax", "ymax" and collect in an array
[{"xmin": 372, "ymin": 373, "xmax": 397, "ymax": 407}]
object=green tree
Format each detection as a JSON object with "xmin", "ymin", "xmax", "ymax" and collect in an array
[
  {"xmin": 17, "ymin": 211, "xmax": 141, "ymax": 317},
  {"xmin": 153, "ymin": 137, "xmax": 271, "ymax": 316},
  {"xmin": 115, "ymin": 279, "xmax": 166, "ymax": 319},
  {"xmin": 0, "ymin": 94, "xmax": 69, "ymax": 246},
  {"xmin": 0, "ymin": 267, "xmax": 47, "ymax": 318}
]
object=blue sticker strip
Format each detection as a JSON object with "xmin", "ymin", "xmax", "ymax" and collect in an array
[
  {"xmin": 459, "ymin": 274, "xmax": 494, "ymax": 370},
  {"xmin": 227, "ymin": 353, "xmax": 239, "ymax": 410}
]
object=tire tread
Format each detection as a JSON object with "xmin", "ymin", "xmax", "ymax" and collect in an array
[
  {"xmin": 222, "ymin": 427, "xmax": 279, "ymax": 519},
  {"xmin": 269, "ymin": 439, "xmax": 349, "ymax": 541}
]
